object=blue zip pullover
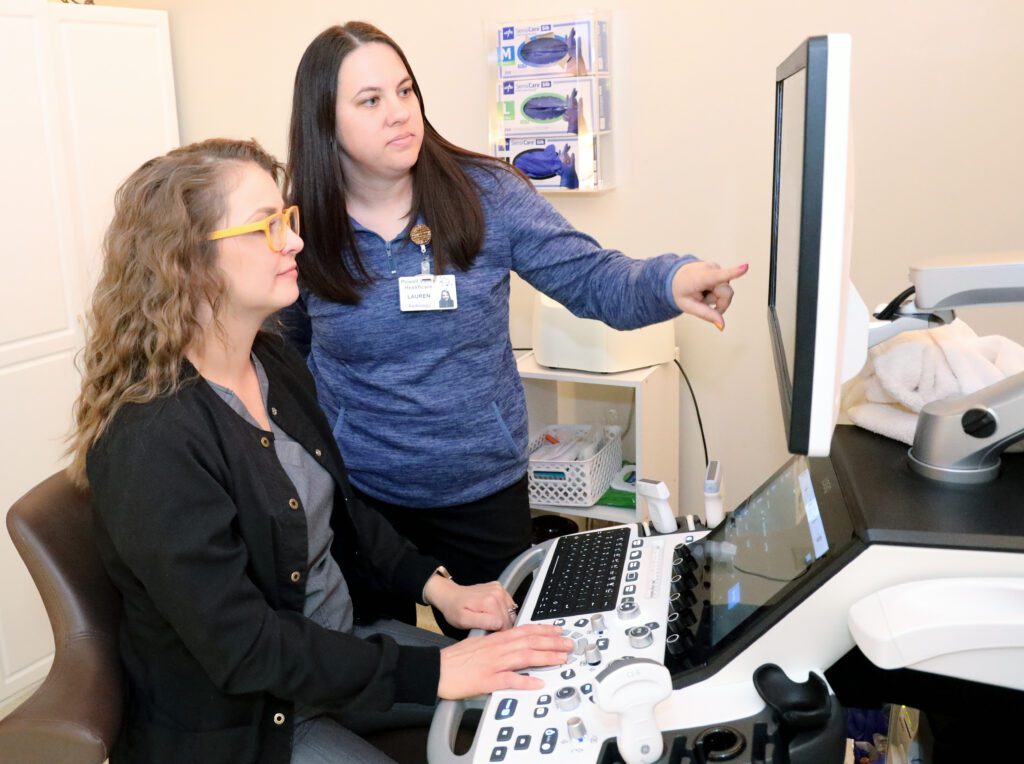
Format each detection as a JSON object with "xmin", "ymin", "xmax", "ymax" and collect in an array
[{"xmin": 280, "ymin": 165, "xmax": 695, "ymax": 507}]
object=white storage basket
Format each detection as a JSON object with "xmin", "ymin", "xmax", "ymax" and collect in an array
[{"xmin": 527, "ymin": 425, "xmax": 622, "ymax": 507}]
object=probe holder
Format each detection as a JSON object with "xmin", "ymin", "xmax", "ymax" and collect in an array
[{"xmin": 752, "ymin": 664, "xmax": 846, "ymax": 764}]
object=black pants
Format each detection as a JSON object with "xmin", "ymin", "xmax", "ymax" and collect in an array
[{"xmin": 354, "ymin": 475, "xmax": 533, "ymax": 639}]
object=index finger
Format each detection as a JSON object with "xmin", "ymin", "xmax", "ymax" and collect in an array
[{"xmin": 705, "ymin": 262, "xmax": 748, "ymax": 287}]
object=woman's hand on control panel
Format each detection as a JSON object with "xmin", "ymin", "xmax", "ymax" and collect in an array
[
  {"xmin": 426, "ymin": 579, "xmax": 518, "ymax": 632},
  {"xmin": 438, "ymin": 625, "xmax": 573, "ymax": 699}
]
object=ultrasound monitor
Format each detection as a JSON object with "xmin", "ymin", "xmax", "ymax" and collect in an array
[
  {"xmin": 768, "ymin": 34, "xmax": 862, "ymax": 457},
  {"xmin": 673, "ymin": 35, "xmax": 863, "ymax": 672},
  {"xmin": 663, "ymin": 35, "xmax": 864, "ymax": 674}
]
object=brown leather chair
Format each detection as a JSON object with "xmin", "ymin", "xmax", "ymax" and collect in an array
[
  {"xmin": 1, "ymin": 470, "xmax": 121, "ymax": 764},
  {"xmin": 1, "ymin": 471, "xmax": 458, "ymax": 764}
]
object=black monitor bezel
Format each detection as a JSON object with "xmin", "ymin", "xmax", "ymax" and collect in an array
[{"xmin": 768, "ymin": 35, "xmax": 831, "ymax": 456}]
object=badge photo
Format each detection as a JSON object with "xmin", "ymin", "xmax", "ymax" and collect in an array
[{"xmin": 435, "ymin": 275, "xmax": 457, "ymax": 310}]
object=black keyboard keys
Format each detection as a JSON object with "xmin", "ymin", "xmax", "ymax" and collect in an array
[{"xmin": 531, "ymin": 527, "xmax": 629, "ymax": 620}]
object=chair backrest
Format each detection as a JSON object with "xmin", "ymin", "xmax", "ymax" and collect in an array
[{"xmin": 0, "ymin": 470, "xmax": 123, "ymax": 764}]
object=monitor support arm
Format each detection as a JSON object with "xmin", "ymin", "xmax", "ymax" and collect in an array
[
  {"xmin": 866, "ymin": 302, "xmax": 954, "ymax": 349},
  {"xmin": 863, "ymin": 252, "xmax": 1024, "ymax": 484}
]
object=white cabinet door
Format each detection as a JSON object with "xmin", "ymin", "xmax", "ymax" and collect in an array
[
  {"xmin": 0, "ymin": 0, "xmax": 178, "ymax": 709},
  {"xmin": 48, "ymin": 2, "xmax": 180, "ymax": 299}
]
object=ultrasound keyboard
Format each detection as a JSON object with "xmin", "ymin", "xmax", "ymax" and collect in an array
[{"xmin": 531, "ymin": 527, "xmax": 629, "ymax": 620}]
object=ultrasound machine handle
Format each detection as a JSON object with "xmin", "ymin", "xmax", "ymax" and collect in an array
[{"xmin": 427, "ymin": 541, "xmax": 554, "ymax": 764}]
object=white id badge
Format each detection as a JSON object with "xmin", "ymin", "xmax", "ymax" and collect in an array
[{"xmin": 399, "ymin": 274, "xmax": 458, "ymax": 312}]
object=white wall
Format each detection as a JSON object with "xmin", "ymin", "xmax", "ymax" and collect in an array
[{"xmin": 103, "ymin": 0, "xmax": 1024, "ymax": 512}]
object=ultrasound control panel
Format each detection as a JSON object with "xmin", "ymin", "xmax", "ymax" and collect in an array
[
  {"xmin": 428, "ymin": 454, "xmax": 860, "ymax": 764},
  {"xmin": 474, "ymin": 523, "xmax": 710, "ymax": 763}
]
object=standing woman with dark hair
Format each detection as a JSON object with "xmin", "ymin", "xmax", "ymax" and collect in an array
[
  {"xmin": 282, "ymin": 22, "xmax": 748, "ymax": 636},
  {"xmin": 69, "ymin": 138, "xmax": 570, "ymax": 764}
]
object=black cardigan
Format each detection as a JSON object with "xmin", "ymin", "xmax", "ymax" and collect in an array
[{"xmin": 87, "ymin": 333, "xmax": 443, "ymax": 764}]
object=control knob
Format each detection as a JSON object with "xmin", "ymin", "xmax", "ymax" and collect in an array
[
  {"xmin": 584, "ymin": 641, "xmax": 603, "ymax": 666},
  {"xmin": 616, "ymin": 601, "xmax": 641, "ymax": 620},
  {"xmin": 572, "ymin": 635, "xmax": 588, "ymax": 655},
  {"xmin": 669, "ymin": 590, "xmax": 697, "ymax": 610},
  {"xmin": 669, "ymin": 609, "xmax": 697, "ymax": 630},
  {"xmin": 666, "ymin": 611, "xmax": 682, "ymax": 635},
  {"xmin": 673, "ymin": 544, "xmax": 699, "ymax": 571},
  {"xmin": 591, "ymin": 613, "xmax": 607, "ymax": 632},
  {"xmin": 566, "ymin": 716, "xmax": 587, "ymax": 740},
  {"xmin": 555, "ymin": 686, "xmax": 581, "ymax": 712},
  {"xmin": 671, "ymin": 572, "xmax": 699, "ymax": 594},
  {"xmin": 665, "ymin": 632, "xmax": 686, "ymax": 656},
  {"xmin": 626, "ymin": 625, "xmax": 653, "ymax": 649}
]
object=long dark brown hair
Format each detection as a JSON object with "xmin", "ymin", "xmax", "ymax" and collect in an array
[{"xmin": 287, "ymin": 22, "xmax": 517, "ymax": 304}]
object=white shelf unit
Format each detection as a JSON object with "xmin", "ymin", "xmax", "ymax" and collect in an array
[{"xmin": 516, "ymin": 351, "xmax": 679, "ymax": 525}]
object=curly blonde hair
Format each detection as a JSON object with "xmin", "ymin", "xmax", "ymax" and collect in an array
[{"xmin": 67, "ymin": 138, "xmax": 284, "ymax": 487}]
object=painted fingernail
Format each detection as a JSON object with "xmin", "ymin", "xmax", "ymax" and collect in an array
[{"xmin": 715, "ymin": 321, "xmax": 724, "ymax": 332}]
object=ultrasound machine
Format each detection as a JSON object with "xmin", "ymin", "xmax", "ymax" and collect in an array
[{"xmin": 429, "ymin": 35, "xmax": 1024, "ymax": 764}]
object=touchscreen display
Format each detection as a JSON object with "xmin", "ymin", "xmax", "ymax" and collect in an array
[{"xmin": 704, "ymin": 456, "xmax": 830, "ymax": 646}]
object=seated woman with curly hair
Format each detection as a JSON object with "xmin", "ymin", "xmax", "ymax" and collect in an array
[{"xmin": 67, "ymin": 138, "xmax": 569, "ymax": 764}]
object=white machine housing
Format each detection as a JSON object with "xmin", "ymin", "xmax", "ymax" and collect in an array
[
  {"xmin": 533, "ymin": 294, "xmax": 676, "ymax": 374},
  {"xmin": 426, "ymin": 525, "xmax": 1024, "ymax": 764}
]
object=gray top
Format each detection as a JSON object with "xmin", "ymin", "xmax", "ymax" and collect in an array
[
  {"xmin": 205, "ymin": 356, "xmax": 354, "ymax": 636},
  {"xmin": 207, "ymin": 357, "xmax": 355, "ymax": 724}
]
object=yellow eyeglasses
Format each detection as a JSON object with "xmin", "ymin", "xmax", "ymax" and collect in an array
[{"xmin": 208, "ymin": 206, "xmax": 300, "ymax": 252}]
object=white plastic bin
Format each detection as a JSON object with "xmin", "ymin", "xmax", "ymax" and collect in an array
[{"xmin": 527, "ymin": 425, "xmax": 622, "ymax": 506}]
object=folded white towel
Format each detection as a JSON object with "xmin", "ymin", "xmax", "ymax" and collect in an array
[{"xmin": 844, "ymin": 319, "xmax": 1024, "ymax": 451}]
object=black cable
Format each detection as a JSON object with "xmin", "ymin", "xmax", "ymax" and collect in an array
[
  {"xmin": 674, "ymin": 359, "xmax": 709, "ymax": 468},
  {"xmin": 733, "ymin": 564, "xmax": 810, "ymax": 584},
  {"xmin": 873, "ymin": 285, "xmax": 916, "ymax": 321}
]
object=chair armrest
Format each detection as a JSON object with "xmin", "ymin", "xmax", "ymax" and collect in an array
[{"xmin": 0, "ymin": 633, "xmax": 122, "ymax": 764}]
